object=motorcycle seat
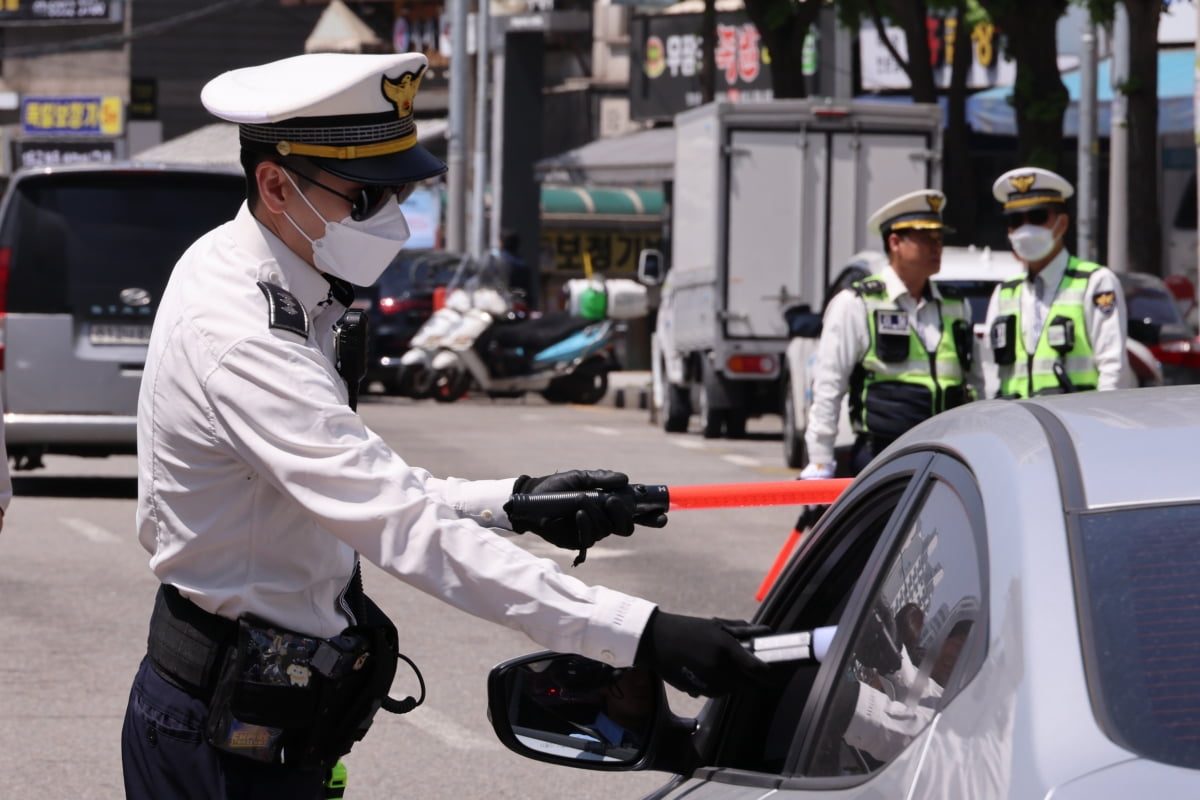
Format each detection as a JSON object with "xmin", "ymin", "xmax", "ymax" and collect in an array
[{"xmin": 487, "ymin": 312, "xmax": 598, "ymax": 354}]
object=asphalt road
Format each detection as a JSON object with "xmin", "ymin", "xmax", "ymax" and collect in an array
[{"xmin": 0, "ymin": 393, "xmax": 799, "ymax": 798}]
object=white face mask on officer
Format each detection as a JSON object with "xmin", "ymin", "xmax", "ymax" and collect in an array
[
  {"xmin": 1008, "ymin": 217, "xmax": 1061, "ymax": 263},
  {"xmin": 281, "ymin": 171, "xmax": 411, "ymax": 287}
]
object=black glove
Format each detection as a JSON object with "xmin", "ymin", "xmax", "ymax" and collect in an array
[
  {"xmin": 634, "ymin": 610, "xmax": 771, "ymax": 697},
  {"xmin": 505, "ymin": 470, "xmax": 653, "ymax": 565}
]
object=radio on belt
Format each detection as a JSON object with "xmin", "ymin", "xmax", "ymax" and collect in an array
[{"xmin": 743, "ymin": 626, "xmax": 837, "ymax": 663}]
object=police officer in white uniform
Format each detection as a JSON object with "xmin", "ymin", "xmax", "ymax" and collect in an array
[
  {"xmin": 799, "ymin": 190, "xmax": 975, "ymax": 481},
  {"xmin": 981, "ymin": 167, "xmax": 1128, "ymax": 398},
  {"xmin": 120, "ymin": 52, "xmax": 767, "ymax": 799}
]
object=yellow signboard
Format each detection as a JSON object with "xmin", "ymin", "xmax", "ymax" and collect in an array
[
  {"xmin": 21, "ymin": 96, "xmax": 124, "ymax": 136},
  {"xmin": 541, "ymin": 229, "xmax": 663, "ymax": 274}
]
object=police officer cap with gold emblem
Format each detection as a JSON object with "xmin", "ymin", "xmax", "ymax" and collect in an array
[
  {"xmin": 201, "ymin": 52, "xmax": 446, "ymax": 186},
  {"xmin": 991, "ymin": 166, "xmax": 1074, "ymax": 214},
  {"xmin": 867, "ymin": 189, "xmax": 948, "ymax": 245}
]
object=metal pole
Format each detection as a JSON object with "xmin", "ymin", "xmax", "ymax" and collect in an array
[
  {"xmin": 488, "ymin": 46, "xmax": 506, "ymax": 253},
  {"xmin": 446, "ymin": 0, "xmax": 470, "ymax": 252},
  {"xmin": 1106, "ymin": 5, "xmax": 1129, "ymax": 272},
  {"xmin": 1077, "ymin": 23, "xmax": 1098, "ymax": 261},
  {"xmin": 469, "ymin": 0, "xmax": 491, "ymax": 257}
]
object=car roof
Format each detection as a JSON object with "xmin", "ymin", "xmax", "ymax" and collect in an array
[
  {"xmin": 11, "ymin": 160, "xmax": 244, "ymax": 180},
  {"xmin": 899, "ymin": 386, "xmax": 1200, "ymax": 510}
]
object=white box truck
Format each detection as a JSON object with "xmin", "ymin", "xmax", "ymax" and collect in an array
[{"xmin": 644, "ymin": 99, "xmax": 944, "ymax": 439}]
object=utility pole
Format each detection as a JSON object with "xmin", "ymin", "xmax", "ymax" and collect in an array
[
  {"xmin": 446, "ymin": 0, "xmax": 469, "ymax": 252},
  {"xmin": 1077, "ymin": 22, "xmax": 1098, "ymax": 261},
  {"xmin": 469, "ymin": 0, "xmax": 491, "ymax": 257},
  {"xmin": 1106, "ymin": 5, "xmax": 1129, "ymax": 271}
]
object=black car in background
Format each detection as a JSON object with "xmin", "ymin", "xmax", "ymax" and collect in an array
[{"xmin": 354, "ymin": 248, "xmax": 463, "ymax": 394}]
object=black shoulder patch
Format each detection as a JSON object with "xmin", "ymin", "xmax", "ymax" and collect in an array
[
  {"xmin": 257, "ymin": 281, "xmax": 309, "ymax": 339},
  {"xmin": 853, "ymin": 279, "xmax": 886, "ymax": 297}
]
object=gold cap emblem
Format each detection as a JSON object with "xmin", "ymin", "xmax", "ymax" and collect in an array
[
  {"xmin": 1009, "ymin": 174, "xmax": 1037, "ymax": 195},
  {"xmin": 927, "ymin": 194, "xmax": 944, "ymax": 214},
  {"xmin": 381, "ymin": 67, "xmax": 425, "ymax": 119}
]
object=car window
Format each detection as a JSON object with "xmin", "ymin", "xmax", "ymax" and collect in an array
[
  {"xmin": 2, "ymin": 170, "xmax": 244, "ymax": 317},
  {"xmin": 806, "ymin": 465, "xmax": 986, "ymax": 778},
  {"xmin": 1124, "ymin": 282, "xmax": 1185, "ymax": 327},
  {"xmin": 1073, "ymin": 502, "xmax": 1200, "ymax": 770},
  {"xmin": 935, "ymin": 279, "xmax": 996, "ymax": 325}
]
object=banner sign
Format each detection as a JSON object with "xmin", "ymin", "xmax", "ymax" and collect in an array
[
  {"xmin": 860, "ymin": 17, "xmax": 1015, "ymax": 91},
  {"xmin": 630, "ymin": 11, "xmax": 773, "ymax": 122},
  {"xmin": 0, "ymin": 0, "xmax": 120, "ymax": 23},
  {"xmin": 541, "ymin": 229, "xmax": 664, "ymax": 274},
  {"xmin": 21, "ymin": 95, "xmax": 124, "ymax": 137}
]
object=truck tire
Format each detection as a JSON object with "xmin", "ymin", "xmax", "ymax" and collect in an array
[
  {"xmin": 662, "ymin": 383, "xmax": 690, "ymax": 433},
  {"xmin": 782, "ymin": 372, "xmax": 806, "ymax": 468},
  {"xmin": 725, "ymin": 412, "xmax": 747, "ymax": 439},
  {"xmin": 697, "ymin": 384, "xmax": 726, "ymax": 439}
]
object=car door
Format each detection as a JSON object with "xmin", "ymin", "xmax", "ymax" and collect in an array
[{"xmin": 650, "ymin": 450, "xmax": 987, "ymax": 800}]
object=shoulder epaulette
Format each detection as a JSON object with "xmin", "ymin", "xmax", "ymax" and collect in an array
[
  {"xmin": 853, "ymin": 279, "xmax": 887, "ymax": 297},
  {"xmin": 257, "ymin": 281, "xmax": 309, "ymax": 339}
]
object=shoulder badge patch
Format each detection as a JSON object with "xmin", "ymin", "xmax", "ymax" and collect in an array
[
  {"xmin": 1093, "ymin": 290, "xmax": 1116, "ymax": 315},
  {"xmin": 257, "ymin": 281, "xmax": 309, "ymax": 338}
]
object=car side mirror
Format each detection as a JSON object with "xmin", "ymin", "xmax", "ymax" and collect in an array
[
  {"xmin": 487, "ymin": 653, "xmax": 662, "ymax": 769},
  {"xmin": 637, "ymin": 249, "xmax": 663, "ymax": 286}
]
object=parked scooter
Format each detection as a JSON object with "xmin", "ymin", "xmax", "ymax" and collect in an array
[{"xmin": 398, "ymin": 254, "xmax": 648, "ymax": 403}]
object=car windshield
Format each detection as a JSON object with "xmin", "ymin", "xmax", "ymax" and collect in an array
[
  {"xmin": 935, "ymin": 279, "xmax": 997, "ymax": 324},
  {"xmin": 3, "ymin": 170, "xmax": 244, "ymax": 318},
  {"xmin": 376, "ymin": 250, "xmax": 464, "ymax": 297},
  {"xmin": 1075, "ymin": 502, "xmax": 1200, "ymax": 769}
]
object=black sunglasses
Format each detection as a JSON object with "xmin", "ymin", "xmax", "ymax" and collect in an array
[
  {"xmin": 1005, "ymin": 208, "xmax": 1052, "ymax": 228},
  {"xmin": 282, "ymin": 164, "xmax": 413, "ymax": 222}
]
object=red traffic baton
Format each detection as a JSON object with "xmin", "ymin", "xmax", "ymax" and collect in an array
[{"xmin": 506, "ymin": 479, "xmax": 851, "ymax": 519}]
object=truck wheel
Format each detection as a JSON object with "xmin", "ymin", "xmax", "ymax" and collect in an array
[
  {"xmin": 725, "ymin": 412, "xmax": 747, "ymax": 439},
  {"xmin": 662, "ymin": 383, "xmax": 690, "ymax": 433},
  {"xmin": 782, "ymin": 374, "xmax": 806, "ymax": 468},
  {"xmin": 697, "ymin": 386, "xmax": 725, "ymax": 439}
]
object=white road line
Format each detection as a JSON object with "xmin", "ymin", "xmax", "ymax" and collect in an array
[
  {"xmin": 581, "ymin": 425, "xmax": 620, "ymax": 437},
  {"xmin": 722, "ymin": 454, "xmax": 762, "ymax": 468},
  {"xmin": 62, "ymin": 518, "xmax": 122, "ymax": 544},
  {"xmin": 669, "ymin": 438, "xmax": 706, "ymax": 450},
  {"xmin": 401, "ymin": 707, "xmax": 494, "ymax": 750}
]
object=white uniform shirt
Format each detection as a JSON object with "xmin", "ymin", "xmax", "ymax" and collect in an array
[
  {"xmin": 980, "ymin": 249, "xmax": 1129, "ymax": 398},
  {"xmin": 804, "ymin": 266, "xmax": 973, "ymax": 467},
  {"xmin": 136, "ymin": 204, "xmax": 654, "ymax": 665}
]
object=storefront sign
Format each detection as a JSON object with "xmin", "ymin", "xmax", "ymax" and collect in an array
[
  {"xmin": 541, "ymin": 229, "xmax": 663, "ymax": 274},
  {"xmin": 12, "ymin": 139, "xmax": 116, "ymax": 169},
  {"xmin": 21, "ymin": 95, "xmax": 124, "ymax": 136},
  {"xmin": 0, "ymin": 0, "xmax": 120, "ymax": 23},
  {"xmin": 860, "ymin": 17, "xmax": 1015, "ymax": 91},
  {"xmin": 630, "ymin": 11, "xmax": 773, "ymax": 122}
]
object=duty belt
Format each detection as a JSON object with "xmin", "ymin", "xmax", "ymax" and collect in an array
[{"xmin": 146, "ymin": 583, "xmax": 238, "ymax": 700}]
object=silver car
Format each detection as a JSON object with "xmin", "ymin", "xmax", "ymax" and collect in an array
[
  {"xmin": 489, "ymin": 385, "xmax": 1200, "ymax": 797},
  {"xmin": 0, "ymin": 162, "xmax": 244, "ymax": 470}
]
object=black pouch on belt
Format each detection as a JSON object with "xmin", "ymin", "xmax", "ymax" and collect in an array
[{"xmin": 204, "ymin": 617, "xmax": 323, "ymax": 764}]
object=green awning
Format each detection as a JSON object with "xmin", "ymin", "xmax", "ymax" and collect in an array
[{"xmin": 541, "ymin": 184, "xmax": 664, "ymax": 225}]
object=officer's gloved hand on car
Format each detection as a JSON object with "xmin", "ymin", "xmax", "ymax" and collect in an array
[
  {"xmin": 505, "ymin": 470, "xmax": 668, "ymax": 565},
  {"xmin": 635, "ymin": 610, "xmax": 771, "ymax": 697}
]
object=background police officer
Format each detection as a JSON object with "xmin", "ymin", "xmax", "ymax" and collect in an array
[
  {"xmin": 120, "ymin": 52, "xmax": 766, "ymax": 800},
  {"xmin": 981, "ymin": 167, "xmax": 1129, "ymax": 398},
  {"xmin": 800, "ymin": 189, "xmax": 975, "ymax": 480}
]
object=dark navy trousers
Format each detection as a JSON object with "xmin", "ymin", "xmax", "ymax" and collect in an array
[{"xmin": 122, "ymin": 656, "xmax": 327, "ymax": 800}]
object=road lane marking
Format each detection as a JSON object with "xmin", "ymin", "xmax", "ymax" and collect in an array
[
  {"xmin": 401, "ymin": 707, "xmax": 494, "ymax": 750},
  {"xmin": 62, "ymin": 518, "xmax": 122, "ymax": 544},
  {"xmin": 669, "ymin": 439, "xmax": 706, "ymax": 450},
  {"xmin": 581, "ymin": 425, "xmax": 619, "ymax": 437},
  {"xmin": 722, "ymin": 454, "xmax": 762, "ymax": 468}
]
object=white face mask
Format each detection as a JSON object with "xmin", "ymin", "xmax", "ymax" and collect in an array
[
  {"xmin": 282, "ymin": 172, "xmax": 410, "ymax": 287},
  {"xmin": 1008, "ymin": 220, "xmax": 1059, "ymax": 263}
]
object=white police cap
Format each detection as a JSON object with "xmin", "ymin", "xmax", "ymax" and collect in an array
[
  {"xmin": 201, "ymin": 52, "xmax": 445, "ymax": 186},
  {"xmin": 992, "ymin": 167, "xmax": 1073, "ymax": 214},
  {"xmin": 867, "ymin": 189, "xmax": 947, "ymax": 236}
]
